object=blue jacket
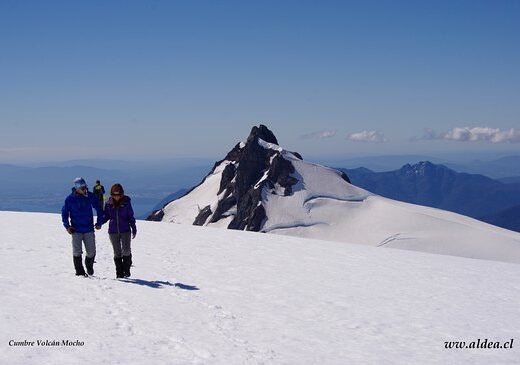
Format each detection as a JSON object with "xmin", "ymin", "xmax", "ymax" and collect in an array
[{"xmin": 62, "ymin": 192, "xmax": 104, "ymax": 233}]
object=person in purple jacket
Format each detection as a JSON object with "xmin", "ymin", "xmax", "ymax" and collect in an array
[{"xmin": 103, "ymin": 183, "xmax": 137, "ymax": 278}]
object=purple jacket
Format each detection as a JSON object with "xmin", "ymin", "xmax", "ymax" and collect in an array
[{"xmin": 103, "ymin": 196, "xmax": 137, "ymax": 235}]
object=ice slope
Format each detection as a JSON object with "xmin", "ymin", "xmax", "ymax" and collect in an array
[
  {"xmin": 262, "ymin": 151, "xmax": 520, "ymax": 264},
  {"xmin": 160, "ymin": 141, "xmax": 520, "ymax": 264},
  {"xmin": 1, "ymin": 211, "xmax": 519, "ymax": 365}
]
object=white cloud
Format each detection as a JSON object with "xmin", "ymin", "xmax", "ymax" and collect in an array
[
  {"xmin": 442, "ymin": 127, "xmax": 520, "ymax": 143},
  {"xmin": 413, "ymin": 126, "xmax": 520, "ymax": 143},
  {"xmin": 300, "ymin": 130, "xmax": 337, "ymax": 140},
  {"xmin": 347, "ymin": 130, "xmax": 386, "ymax": 143}
]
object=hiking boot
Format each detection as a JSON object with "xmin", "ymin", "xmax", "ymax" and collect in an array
[
  {"xmin": 114, "ymin": 257, "xmax": 124, "ymax": 278},
  {"xmin": 73, "ymin": 256, "xmax": 87, "ymax": 277},
  {"xmin": 122, "ymin": 254, "xmax": 132, "ymax": 278},
  {"xmin": 85, "ymin": 255, "xmax": 95, "ymax": 276}
]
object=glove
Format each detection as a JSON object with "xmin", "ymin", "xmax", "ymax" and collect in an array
[{"xmin": 66, "ymin": 227, "xmax": 75, "ymax": 234}]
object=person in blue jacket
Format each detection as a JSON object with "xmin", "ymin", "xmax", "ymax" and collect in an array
[{"xmin": 62, "ymin": 177, "xmax": 104, "ymax": 277}]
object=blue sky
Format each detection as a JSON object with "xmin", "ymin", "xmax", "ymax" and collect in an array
[{"xmin": 1, "ymin": 0, "xmax": 519, "ymax": 162}]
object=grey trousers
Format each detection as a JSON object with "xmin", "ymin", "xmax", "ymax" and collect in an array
[
  {"xmin": 109, "ymin": 232, "xmax": 132, "ymax": 258},
  {"xmin": 71, "ymin": 232, "xmax": 96, "ymax": 258}
]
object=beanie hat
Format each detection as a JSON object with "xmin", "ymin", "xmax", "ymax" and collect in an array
[{"xmin": 73, "ymin": 177, "xmax": 87, "ymax": 190}]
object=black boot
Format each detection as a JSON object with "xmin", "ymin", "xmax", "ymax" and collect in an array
[
  {"xmin": 85, "ymin": 255, "xmax": 95, "ymax": 276},
  {"xmin": 73, "ymin": 256, "xmax": 87, "ymax": 277},
  {"xmin": 114, "ymin": 257, "xmax": 124, "ymax": 278},
  {"xmin": 122, "ymin": 254, "xmax": 132, "ymax": 278}
]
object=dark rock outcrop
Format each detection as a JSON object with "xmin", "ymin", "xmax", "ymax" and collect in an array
[
  {"xmin": 194, "ymin": 205, "xmax": 212, "ymax": 226},
  {"xmin": 147, "ymin": 209, "xmax": 165, "ymax": 221},
  {"xmin": 222, "ymin": 125, "xmax": 291, "ymax": 230}
]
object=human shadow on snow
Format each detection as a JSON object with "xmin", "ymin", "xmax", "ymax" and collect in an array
[{"xmin": 119, "ymin": 278, "xmax": 199, "ymax": 290}]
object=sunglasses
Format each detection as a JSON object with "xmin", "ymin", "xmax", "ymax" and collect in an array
[
  {"xmin": 78, "ymin": 186, "xmax": 87, "ymax": 191},
  {"xmin": 111, "ymin": 192, "xmax": 122, "ymax": 196}
]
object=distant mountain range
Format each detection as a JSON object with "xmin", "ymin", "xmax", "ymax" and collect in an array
[
  {"xmin": 313, "ymin": 154, "xmax": 520, "ymax": 178},
  {"xmin": 341, "ymin": 162, "xmax": 520, "ymax": 231},
  {"xmin": 479, "ymin": 205, "xmax": 520, "ymax": 233},
  {"xmin": 499, "ymin": 176, "xmax": 520, "ymax": 184},
  {"xmin": 445, "ymin": 156, "xmax": 520, "ymax": 179}
]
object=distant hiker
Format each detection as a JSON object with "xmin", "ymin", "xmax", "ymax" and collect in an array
[
  {"xmin": 102, "ymin": 183, "xmax": 137, "ymax": 278},
  {"xmin": 61, "ymin": 177, "xmax": 104, "ymax": 277},
  {"xmin": 93, "ymin": 180, "xmax": 105, "ymax": 209}
]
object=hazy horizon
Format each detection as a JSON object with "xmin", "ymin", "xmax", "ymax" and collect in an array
[
  {"xmin": 2, "ymin": 149, "xmax": 519, "ymax": 166},
  {"xmin": 2, "ymin": 147, "xmax": 520, "ymax": 166}
]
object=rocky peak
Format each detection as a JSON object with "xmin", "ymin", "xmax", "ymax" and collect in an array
[
  {"xmin": 401, "ymin": 161, "xmax": 436, "ymax": 176},
  {"xmin": 247, "ymin": 124, "xmax": 279, "ymax": 145},
  {"xmin": 214, "ymin": 125, "xmax": 299, "ymax": 230},
  {"xmin": 148, "ymin": 124, "xmax": 350, "ymax": 232}
]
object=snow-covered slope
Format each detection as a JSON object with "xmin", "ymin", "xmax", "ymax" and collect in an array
[
  {"xmin": 1, "ymin": 211, "xmax": 519, "ymax": 364},
  {"xmin": 149, "ymin": 125, "xmax": 520, "ymax": 264}
]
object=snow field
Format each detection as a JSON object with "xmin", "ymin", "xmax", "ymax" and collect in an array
[{"xmin": 1, "ymin": 211, "xmax": 519, "ymax": 364}]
